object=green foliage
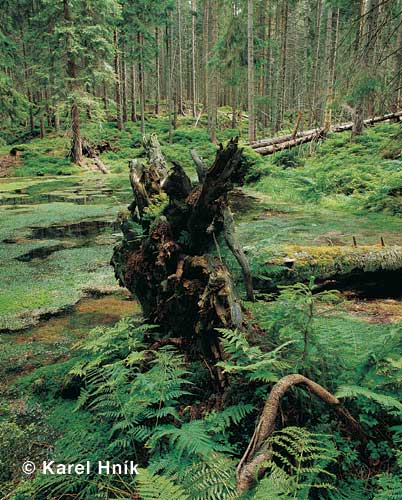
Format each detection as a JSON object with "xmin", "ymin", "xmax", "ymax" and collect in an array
[
  {"xmin": 217, "ymin": 328, "xmax": 292, "ymax": 383},
  {"xmin": 335, "ymin": 385, "xmax": 402, "ymax": 416},
  {"xmin": 246, "ymin": 427, "xmax": 338, "ymax": 500},
  {"xmin": 272, "ymin": 149, "xmax": 303, "ymax": 169}
]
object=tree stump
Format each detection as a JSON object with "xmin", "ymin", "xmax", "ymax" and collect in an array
[{"xmin": 112, "ymin": 134, "xmax": 250, "ymax": 388}]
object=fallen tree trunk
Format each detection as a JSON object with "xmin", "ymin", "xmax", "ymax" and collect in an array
[
  {"xmin": 112, "ymin": 135, "xmax": 253, "ymax": 389},
  {"xmin": 250, "ymin": 110, "xmax": 402, "ymax": 155}
]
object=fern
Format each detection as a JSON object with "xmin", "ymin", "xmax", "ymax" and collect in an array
[
  {"xmin": 247, "ymin": 427, "xmax": 338, "ymax": 500},
  {"xmin": 216, "ymin": 328, "xmax": 293, "ymax": 383},
  {"xmin": 336, "ymin": 385, "xmax": 402, "ymax": 415},
  {"xmin": 135, "ymin": 469, "xmax": 189, "ymax": 500},
  {"xmin": 372, "ymin": 473, "xmax": 402, "ymax": 500}
]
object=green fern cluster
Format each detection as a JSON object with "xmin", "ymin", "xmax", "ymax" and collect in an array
[
  {"xmin": 246, "ymin": 427, "xmax": 338, "ymax": 500},
  {"xmin": 217, "ymin": 328, "xmax": 292, "ymax": 383}
]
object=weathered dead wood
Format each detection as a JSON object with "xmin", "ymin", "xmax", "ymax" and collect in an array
[
  {"xmin": 250, "ymin": 110, "xmax": 402, "ymax": 155},
  {"xmin": 112, "ymin": 136, "xmax": 250, "ymax": 389},
  {"xmin": 223, "ymin": 206, "xmax": 255, "ymax": 302},
  {"xmin": 253, "ymin": 129, "xmax": 325, "ymax": 155},
  {"xmin": 190, "ymin": 148, "xmax": 207, "ymax": 183},
  {"xmin": 71, "ymin": 139, "xmax": 114, "ymax": 173},
  {"xmin": 236, "ymin": 374, "xmax": 364, "ymax": 492}
]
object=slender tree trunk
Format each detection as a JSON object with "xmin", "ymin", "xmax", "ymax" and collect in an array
[
  {"xmin": 103, "ymin": 78, "xmax": 108, "ymax": 111},
  {"xmin": 275, "ymin": 0, "xmax": 288, "ymax": 132},
  {"xmin": 208, "ymin": 0, "xmax": 218, "ymax": 143},
  {"xmin": 39, "ymin": 114, "xmax": 45, "ymax": 139},
  {"xmin": 324, "ymin": 8, "xmax": 339, "ymax": 131},
  {"xmin": 121, "ymin": 42, "xmax": 128, "ymax": 123},
  {"xmin": 155, "ymin": 27, "xmax": 160, "ymax": 115},
  {"xmin": 310, "ymin": 0, "xmax": 323, "ymax": 126},
  {"xmin": 114, "ymin": 28, "xmax": 123, "ymax": 131},
  {"xmin": 131, "ymin": 62, "xmax": 137, "ymax": 122},
  {"xmin": 54, "ymin": 112, "xmax": 60, "ymax": 132},
  {"xmin": 165, "ymin": 18, "xmax": 174, "ymax": 143},
  {"xmin": 191, "ymin": 0, "xmax": 197, "ymax": 117},
  {"xmin": 203, "ymin": 0, "xmax": 209, "ymax": 109},
  {"xmin": 395, "ymin": 5, "xmax": 402, "ymax": 110},
  {"xmin": 177, "ymin": 0, "xmax": 185, "ymax": 114},
  {"xmin": 21, "ymin": 34, "xmax": 35, "ymax": 136},
  {"xmin": 64, "ymin": 0, "xmax": 83, "ymax": 164},
  {"xmin": 138, "ymin": 32, "xmax": 146, "ymax": 134},
  {"xmin": 247, "ymin": 0, "xmax": 256, "ymax": 141}
]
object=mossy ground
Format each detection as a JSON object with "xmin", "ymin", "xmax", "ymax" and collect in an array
[{"xmin": 0, "ymin": 115, "xmax": 401, "ymax": 498}]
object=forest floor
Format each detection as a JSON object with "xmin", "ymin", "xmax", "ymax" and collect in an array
[{"xmin": 0, "ymin": 116, "xmax": 401, "ymax": 497}]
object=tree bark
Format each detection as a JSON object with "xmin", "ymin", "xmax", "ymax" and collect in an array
[
  {"xmin": 138, "ymin": 32, "xmax": 146, "ymax": 134},
  {"xmin": 114, "ymin": 28, "xmax": 123, "ymax": 131},
  {"xmin": 191, "ymin": 0, "xmax": 197, "ymax": 117},
  {"xmin": 155, "ymin": 27, "xmax": 160, "ymax": 116},
  {"xmin": 208, "ymin": 0, "xmax": 218, "ymax": 143},
  {"xmin": 247, "ymin": 0, "xmax": 256, "ymax": 142},
  {"xmin": 131, "ymin": 62, "xmax": 137, "ymax": 122},
  {"xmin": 64, "ymin": 0, "xmax": 83, "ymax": 165},
  {"xmin": 121, "ymin": 42, "xmax": 128, "ymax": 123},
  {"xmin": 177, "ymin": 0, "xmax": 185, "ymax": 115}
]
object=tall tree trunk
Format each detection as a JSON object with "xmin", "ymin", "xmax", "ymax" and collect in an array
[
  {"xmin": 131, "ymin": 62, "xmax": 137, "ymax": 122},
  {"xmin": 247, "ymin": 0, "xmax": 256, "ymax": 141},
  {"xmin": 395, "ymin": 5, "xmax": 402, "ymax": 110},
  {"xmin": 353, "ymin": 0, "xmax": 378, "ymax": 135},
  {"xmin": 275, "ymin": 0, "xmax": 288, "ymax": 132},
  {"xmin": 177, "ymin": 0, "xmax": 185, "ymax": 114},
  {"xmin": 64, "ymin": 0, "xmax": 83, "ymax": 165},
  {"xmin": 138, "ymin": 32, "xmax": 146, "ymax": 134},
  {"xmin": 324, "ymin": 8, "xmax": 339, "ymax": 131},
  {"xmin": 121, "ymin": 42, "xmax": 128, "ymax": 123},
  {"xmin": 310, "ymin": 0, "xmax": 323, "ymax": 126},
  {"xmin": 21, "ymin": 34, "xmax": 35, "ymax": 136},
  {"xmin": 39, "ymin": 114, "xmax": 45, "ymax": 139},
  {"xmin": 208, "ymin": 0, "xmax": 218, "ymax": 143},
  {"xmin": 202, "ymin": 0, "xmax": 209, "ymax": 109},
  {"xmin": 103, "ymin": 78, "xmax": 108, "ymax": 111},
  {"xmin": 191, "ymin": 0, "xmax": 197, "ymax": 117},
  {"xmin": 114, "ymin": 28, "xmax": 123, "ymax": 131},
  {"xmin": 155, "ymin": 27, "xmax": 160, "ymax": 116}
]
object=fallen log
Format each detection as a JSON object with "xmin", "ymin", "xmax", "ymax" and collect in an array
[{"xmin": 250, "ymin": 110, "xmax": 402, "ymax": 155}]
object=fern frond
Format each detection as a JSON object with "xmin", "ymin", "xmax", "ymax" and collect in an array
[{"xmin": 336, "ymin": 385, "xmax": 402, "ymax": 414}]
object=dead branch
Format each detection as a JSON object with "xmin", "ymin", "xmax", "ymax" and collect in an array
[
  {"xmin": 236, "ymin": 374, "xmax": 364, "ymax": 492},
  {"xmin": 190, "ymin": 148, "xmax": 207, "ymax": 183},
  {"xmin": 223, "ymin": 206, "xmax": 255, "ymax": 302}
]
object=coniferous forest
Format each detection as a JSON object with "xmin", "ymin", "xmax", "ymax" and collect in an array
[{"xmin": 1, "ymin": 0, "xmax": 402, "ymax": 498}]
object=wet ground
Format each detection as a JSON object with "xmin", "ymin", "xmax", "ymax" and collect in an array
[{"xmin": 0, "ymin": 173, "xmax": 139, "ymax": 383}]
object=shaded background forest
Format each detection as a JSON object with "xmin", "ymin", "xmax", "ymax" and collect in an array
[{"xmin": 1, "ymin": 0, "xmax": 401, "ymax": 150}]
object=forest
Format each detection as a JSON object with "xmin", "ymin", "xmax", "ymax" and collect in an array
[{"xmin": 0, "ymin": 0, "xmax": 402, "ymax": 499}]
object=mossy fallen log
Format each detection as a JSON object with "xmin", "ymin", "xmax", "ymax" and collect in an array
[{"xmin": 248, "ymin": 244, "xmax": 402, "ymax": 291}]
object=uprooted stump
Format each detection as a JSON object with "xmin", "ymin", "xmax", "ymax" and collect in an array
[{"xmin": 112, "ymin": 134, "xmax": 253, "ymax": 388}]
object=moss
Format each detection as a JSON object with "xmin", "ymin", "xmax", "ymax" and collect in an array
[{"xmin": 251, "ymin": 244, "xmax": 402, "ymax": 288}]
